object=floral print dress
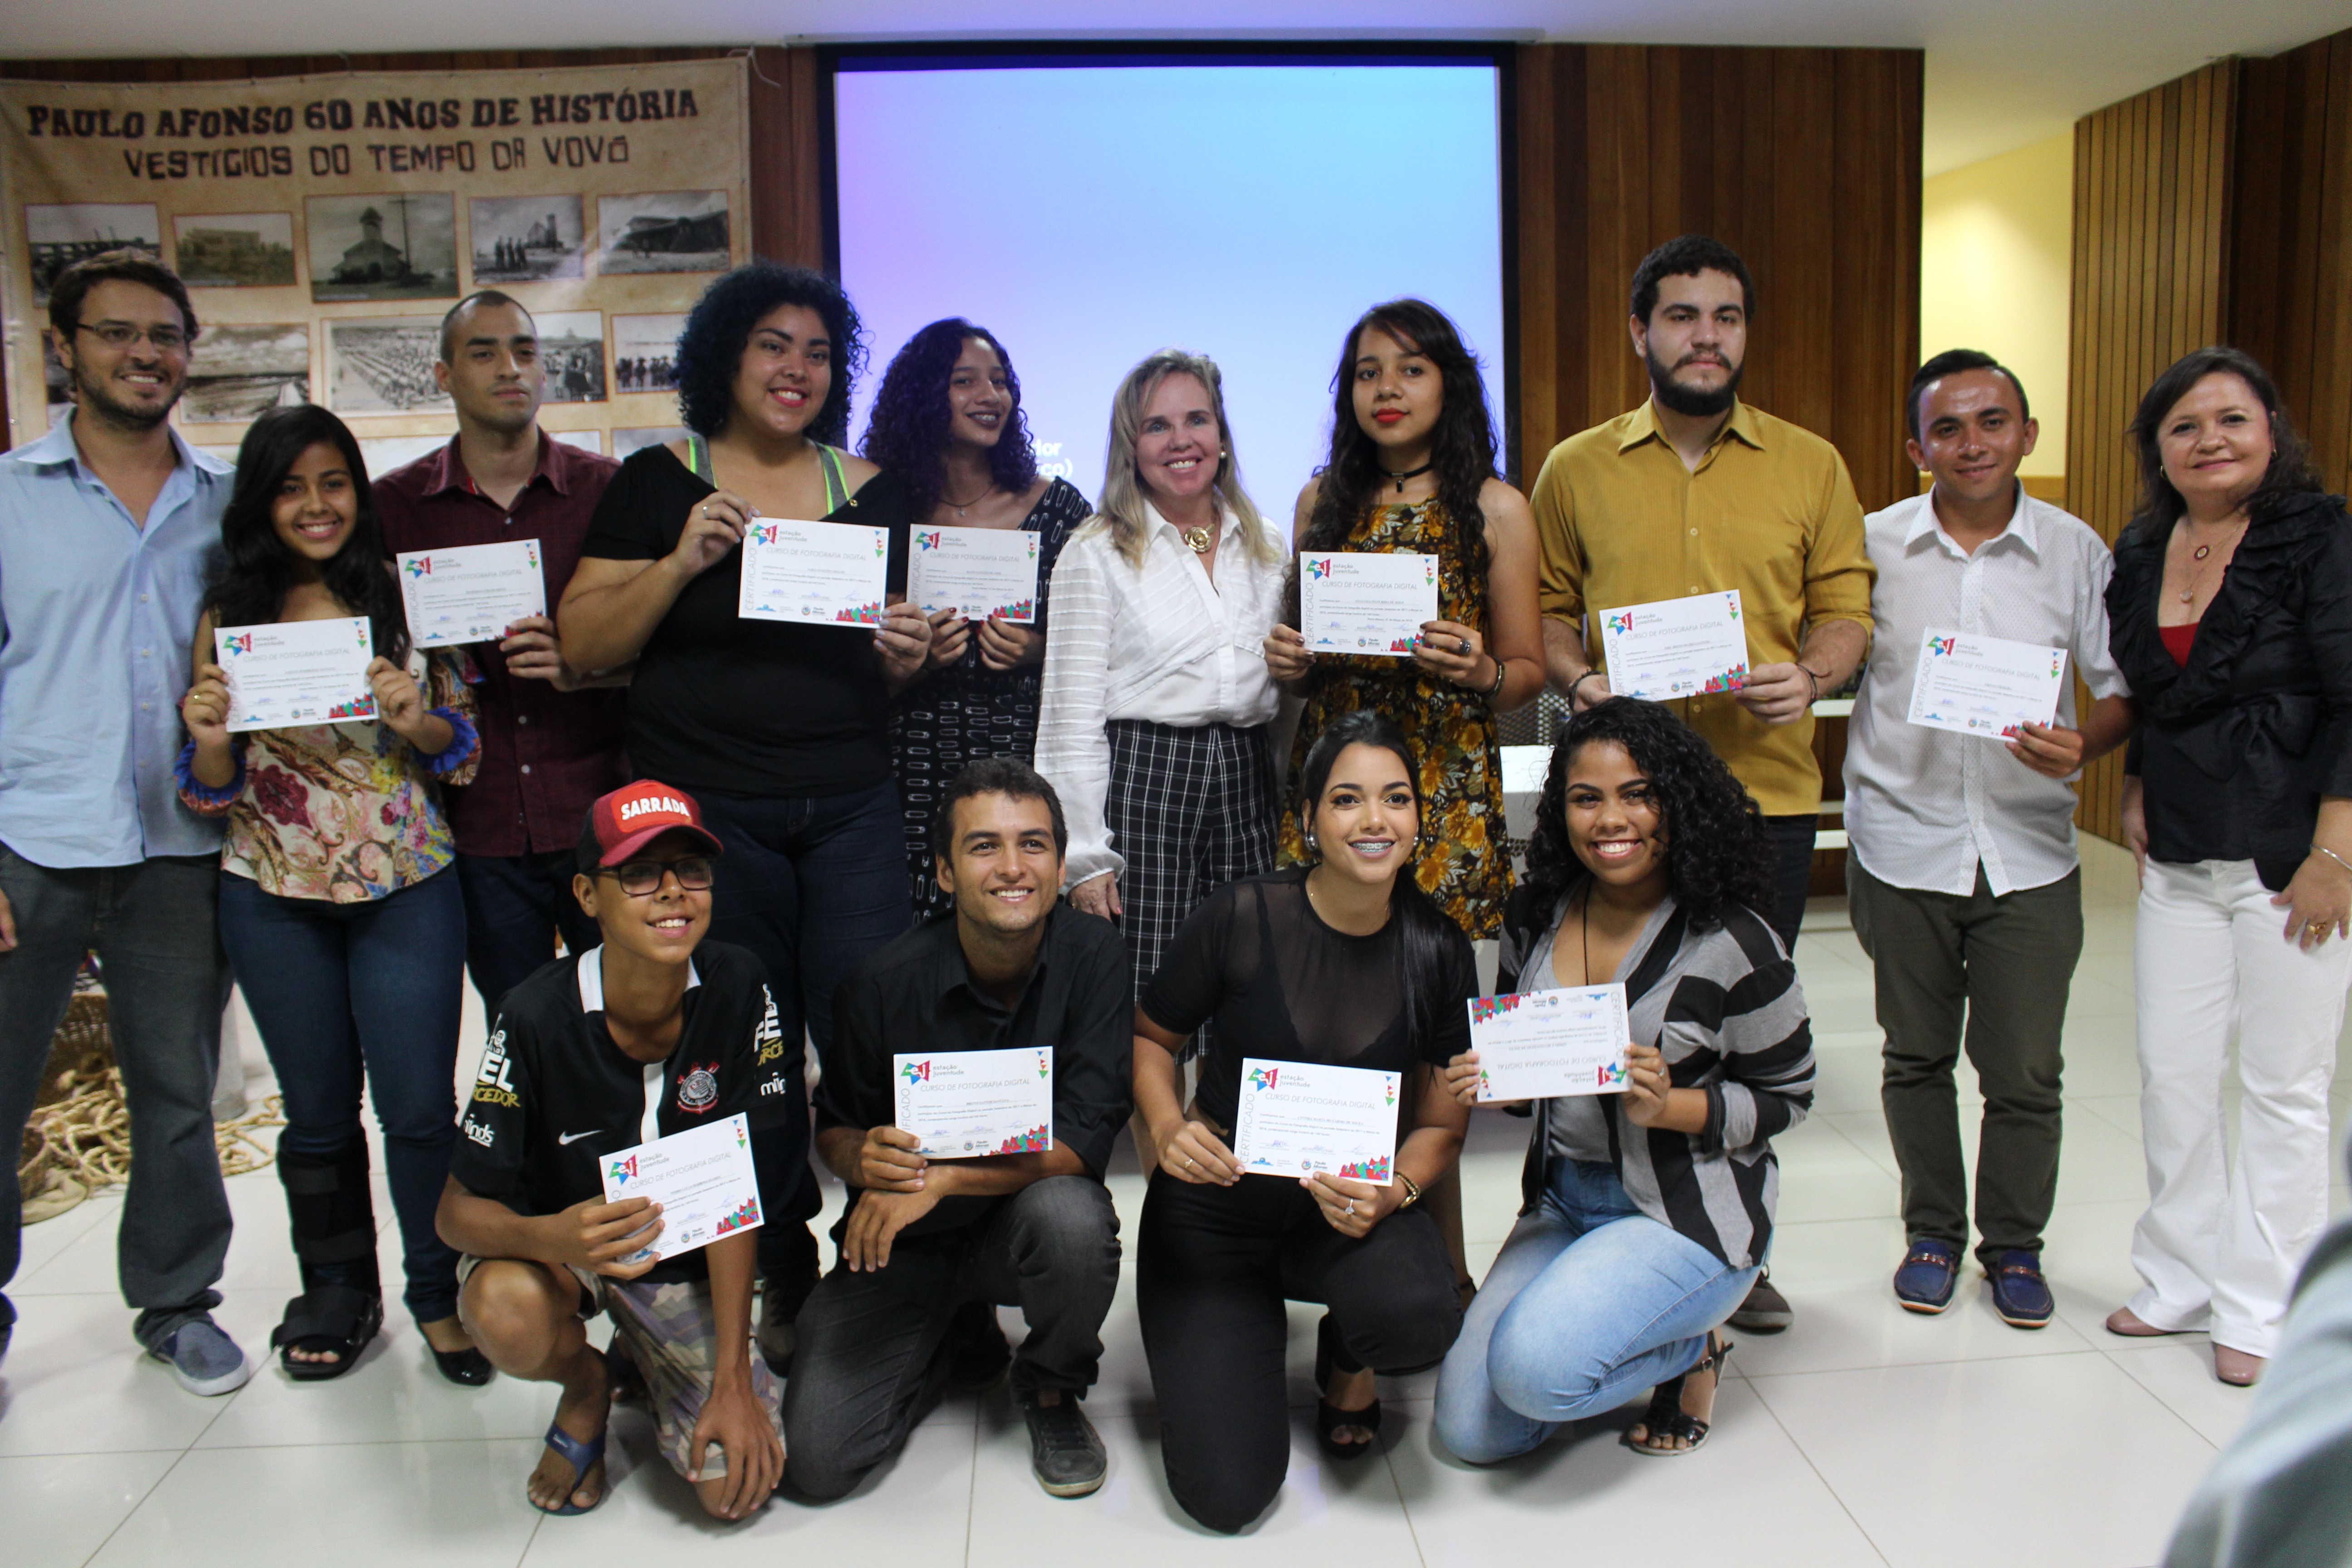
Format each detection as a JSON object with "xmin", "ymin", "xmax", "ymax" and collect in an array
[
  {"xmin": 177, "ymin": 647, "xmax": 480, "ymax": 902},
  {"xmin": 1279, "ymin": 499, "xmax": 1510, "ymax": 938}
]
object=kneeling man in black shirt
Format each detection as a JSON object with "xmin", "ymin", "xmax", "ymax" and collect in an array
[
  {"xmin": 436, "ymin": 781, "xmax": 789, "ymax": 1520},
  {"xmin": 785, "ymin": 758, "xmax": 1129, "ymax": 1500}
]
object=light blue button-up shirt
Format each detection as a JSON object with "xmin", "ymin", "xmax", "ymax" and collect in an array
[{"xmin": 0, "ymin": 413, "xmax": 233, "ymax": 867}]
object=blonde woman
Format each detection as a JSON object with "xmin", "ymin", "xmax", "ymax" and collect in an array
[{"xmin": 1034, "ymin": 351, "xmax": 1289, "ymax": 997}]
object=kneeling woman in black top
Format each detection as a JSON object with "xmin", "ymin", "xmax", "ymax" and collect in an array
[{"xmin": 1134, "ymin": 708, "xmax": 1474, "ymax": 1533}]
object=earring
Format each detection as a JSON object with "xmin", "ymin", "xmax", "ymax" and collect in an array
[{"xmin": 1304, "ymin": 831, "xmax": 1319, "ymax": 857}]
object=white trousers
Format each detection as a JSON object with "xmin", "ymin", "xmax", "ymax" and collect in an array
[{"xmin": 2130, "ymin": 858, "xmax": 2349, "ymax": 1356}]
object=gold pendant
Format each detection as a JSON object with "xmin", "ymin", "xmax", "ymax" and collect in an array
[{"xmin": 1182, "ymin": 526, "xmax": 1214, "ymax": 554}]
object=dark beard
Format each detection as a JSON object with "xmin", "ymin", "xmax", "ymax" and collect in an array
[
  {"xmin": 73, "ymin": 368, "xmax": 179, "ymax": 432},
  {"xmin": 1647, "ymin": 348, "xmax": 1742, "ymax": 418}
]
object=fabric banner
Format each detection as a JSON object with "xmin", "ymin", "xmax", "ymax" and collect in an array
[{"xmin": 0, "ymin": 58, "xmax": 750, "ymax": 466}]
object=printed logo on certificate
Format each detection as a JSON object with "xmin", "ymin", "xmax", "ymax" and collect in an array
[
  {"xmin": 892, "ymin": 1047, "xmax": 1054, "ymax": 1157},
  {"xmin": 397, "ymin": 539, "xmax": 548, "ymax": 648},
  {"xmin": 1230, "ymin": 1057, "xmax": 1399, "ymax": 1184},
  {"xmin": 1596, "ymin": 590, "xmax": 1749, "ymax": 700},
  {"xmin": 216, "ymin": 616, "xmax": 377, "ymax": 732},
  {"xmin": 1298, "ymin": 551, "xmax": 1440, "ymax": 658},
  {"xmin": 909, "ymin": 525, "xmax": 1042, "ymax": 623},
  {"xmin": 598, "ymin": 1111, "xmax": 763, "ymax": 1263},
  {"xmin": 1467, "ymin": 985, "xmax": 1632, "ymax": 1102},
  {"xmin": 737, "ymin": 516, "xmax": 891, "ymax": 626},
  {"xmin": 1906, "ymin": 628, "xmax": 2068, "ymax": 739}
]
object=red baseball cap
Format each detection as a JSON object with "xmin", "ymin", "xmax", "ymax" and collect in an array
[{"xmin": 576, "ymin": 780, "xmax": 723, "ymax": 872}]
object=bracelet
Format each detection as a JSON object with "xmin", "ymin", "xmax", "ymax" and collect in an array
[
  {"xmin": 1799, "ymin": 665, "xmax": 1824, "ymax": 705},
  {"xmin": 1396, "ymin": 1171, "xmax": 1423, "ymax": 1209},
  {"xmin": 2313, "ymin": 843, "xmax": 2352, "ymax": 877},
  {"xmin": 1569, "ymin": 668, "xmax": 1605, "ymax": 701},
  {"xmin": 1483, "ymin": 657, "xmax": 1508, "ymax": 701}
]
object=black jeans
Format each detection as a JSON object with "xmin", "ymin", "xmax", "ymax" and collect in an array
[
  {"xmin": 454, "ymin": 850, "xmax": 603, "ymax": 1018},
  {"xmin": 783, "ymin": 1176, "xmax": 1121, "ymax": 1499},
  {"xmin": 1762, "ymin": 813, "xmax": 1823, "ymax": 955},
  {"xmin": 1137, "ymin": 1171, "xmax": 1461, "ymax": 1534}
]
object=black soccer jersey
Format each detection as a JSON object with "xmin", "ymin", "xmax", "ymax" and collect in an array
[{"xmin": 448, "ymin": 940, "xmax": 792, "ymax": 1281}]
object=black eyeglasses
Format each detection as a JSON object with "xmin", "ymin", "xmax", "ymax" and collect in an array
[
  {"xmin": 595, "ymin": 857, "xmax": 715, "ymax": 896},
  {"xmin": 73, "ymin": 320, "xmax": 190, "ymax": 353}
]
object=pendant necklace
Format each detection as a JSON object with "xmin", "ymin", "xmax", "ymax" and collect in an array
[
  {"xmin": 1181, "ymin": 523, "xmax": 1215, "ymax": 554},
  {"xmin": 1378, "ymin": 459, "xmax": 1435, "ymax": 495},
  {"xmin": 2177, "ymin": 518, "xmax": 2247, "ymax": 605},
  {"xmin": 942, "ymin": 482, "xmax": 991, "ymax": 519}
]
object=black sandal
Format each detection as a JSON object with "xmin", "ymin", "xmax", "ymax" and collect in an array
[
  {"xmin": 430, "ymin": 1344, "xmax": 493, "ymax": 1386},
  {"xmin": 271, "ymin": 1285, "xmax": 382, "ymax": 1381},
  {"xmin": 1313, "ymin": 1313, "xmax": 1382, "ymax": 1459},
  {"xmin": 1621, "ymin": 1331, "xmax": 1732, "ymax": 1457}
]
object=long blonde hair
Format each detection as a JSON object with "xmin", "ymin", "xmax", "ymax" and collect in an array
[{"xmin": 1087, "ymin": 349, "xmax": 1281, "ymax": 571}]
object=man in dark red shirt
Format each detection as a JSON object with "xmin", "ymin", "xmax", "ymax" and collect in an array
[{"xmin": 377, "ymin": 290, "xmax": 629, "ymax": 1014}]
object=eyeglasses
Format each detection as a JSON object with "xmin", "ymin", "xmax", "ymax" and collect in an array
[
  {"xmin": 72, "ymin": 320, "xmax": 190, "ymax": 353},
  {"xmin": 595, "ymin": 857, "xmax": 715, "ymax": 896}
]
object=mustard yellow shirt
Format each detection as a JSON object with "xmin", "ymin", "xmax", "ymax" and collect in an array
[{"xmin": 1531, "ymin": 398, "xmax": 1875, "ymax": 815}]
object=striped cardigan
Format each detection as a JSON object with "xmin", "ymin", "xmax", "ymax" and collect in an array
[{"xmin": 1501, "ymin": 882, "xmax": 1815, "ymax": 1269}]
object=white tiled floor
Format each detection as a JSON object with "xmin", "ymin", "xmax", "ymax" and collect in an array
[{"xmin": 9, "ymin": 838, "xmax": 2350, "ymax": 1567}]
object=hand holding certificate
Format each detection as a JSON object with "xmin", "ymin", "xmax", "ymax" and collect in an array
[
  {"xmin": 598, "ymin": 1112, "xmax": 764, "ymax": 1264},
  {"xmin": 738, "ymin": 516, "xmax": 891, "ymax": 626},
  {"xmin": 216, "ymin": 616, "xmax": 377, "ymax": 731},
  {"xmin": 1466, "ymin": 985, "xmax": 1632, "ymax": 1102},
  {"xmin": 892, "ymin": 1047, "xmax": 1054, "ymax": 1157},
  {"xmin": 909, "ymin": 525, "xmax": 1042, "ymax": 624},
  {"xmin": 1907, "ymin": 628, "xmax": 2068, "ymax": 739},
  {"xmin": 1299, "ymin": 551, "xmax": 1441, "ymax": 658},
  {"xmin": 1230, "ymin": 1057, "xmax": 1399, "ymax": 1184},
  {"xmin": 397, "ymin": 539, "xmax": 548, "ymax": 648},
  {"xmin": 1596, "ymin": 590, "xmax": 1750, "ymax": 700}
]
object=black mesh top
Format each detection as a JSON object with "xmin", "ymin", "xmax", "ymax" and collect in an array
[{"xmin": 1140, "ymin": 868, "xmax": 1475, "ymax": 1138}]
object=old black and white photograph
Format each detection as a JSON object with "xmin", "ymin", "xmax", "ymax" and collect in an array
[
  {"xmin": 174, "ymin": 212, "xmax": 298, "ymax": 287},
  {"xmin": 595, "ymin": 191, "xmax": 729, "ymax": 275},
  {"xmin": 28, "ymin": 203, "xmax": 160, "ymax": 303},
  {"xmin": 184, "ymin": 323, "xmax": 310, "ymax": 421},
  {"xmin": 305, "ymin": 192, "xmax": 457, "ymax": 303},
  {"xmin": 469, "ymin": 194, "xmax": 586, "ymax": 283},
  {"xmin": 326, "ymin": 315, "xmax": 451, "ymax": 414},
  {"xmin": 535, "ymin": 310, "xmax": 606, "ymax": 404},
  {"xmin": 611, "ymin": 313, "xmax": 685, "ymax": 394}
]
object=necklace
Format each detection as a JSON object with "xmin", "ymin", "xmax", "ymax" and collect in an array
[
  {"xmin": 1180, "ymin": 523, "xmax": 1215, "ymax": 554},
  {"xmin": 2176, "ymin": 517, "xmax": 2248, "ymax": 605},
  {"xmin": 941, "ymin": 481, "xmax": 992, "ymax": 519},
  {"xmin": 1378, "ymin": 459, "xmax": 1434, "ymax": 494},
  {"xmin": 1579, "ymin": 885, "xmax": 1594, "ymax": 985}
]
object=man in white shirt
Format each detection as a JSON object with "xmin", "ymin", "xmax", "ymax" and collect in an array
[{"xmin": 1844, "ymin": 350, "xmax": 2135, "ymax": 1327}]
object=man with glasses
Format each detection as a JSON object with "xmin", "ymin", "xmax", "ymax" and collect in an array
[
  {"xmin": 0, "ymin": 252, "xmax": 248, "ymax": 1394},
  {"xmin": 436, "ymin": 780, "xmax": 791, "ymax": 1519}
]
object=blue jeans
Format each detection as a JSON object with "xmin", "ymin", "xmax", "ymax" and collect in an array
[
  {"xmin": 696, "ymin": 780, "xmax": 911, "ymax": 1271},
  {"xmin": 218, "ymin": 869, "xmax": 466, "ymax": 1324},
  {"xmin": 455, "ymin": 849, "xmax": 603, "ymax": 1016},
  {"xmin": 0, "ymin": 845, "xmax": 233, "ymax": 1348},
  {"xmin": 1435, "ymin": 1157, "xmax": 1759, "ymax": 1463}
]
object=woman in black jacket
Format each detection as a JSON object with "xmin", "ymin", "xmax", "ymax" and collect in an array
[{"xmin": 2102, "ymin": 345, "xmax": 2352, "ymax": 1388}]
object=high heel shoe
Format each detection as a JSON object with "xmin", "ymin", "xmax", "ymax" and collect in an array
[{"xmin": 1313, "ymin": 1313, "xmax": 1382, "ymax": 1459}]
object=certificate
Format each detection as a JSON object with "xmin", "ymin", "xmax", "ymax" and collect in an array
[
  {"xmin": 396, "ymin": 539, "xmax": 547, "ymax": 649},
  {"xmin": 1467, "ymin": 985, "xmax": 1632, "ymax": 1102},
  {"xmin": 598, "ymin": 1111, "xmax": 764, "ymax": 1264},
  {"xmin": 1298, "ymin": 551, "xmax": 1440, "ymax": 658},
  {"xmin": 1596, "ymin": 590, "xmax": 1750, "ymax": 700},
  {"xmin": 908, "ymin": 525, "xmax": 1042, "ymax": 624},
  {"xmin": 892, "ymin": 1046, "xmax": 1054, "ymax": 1157},
  {"xmin": 737, "ymin": 516, "xmax": 890, "ymax": 627},
  {"xmin": 1906, "ymin": 628, "xmax": 2068, "ymax": 739},
  {"xmin": 1230, "ymin": 1057, "xmax": 1398, "ymax": 1185},
  {"xmin": 216, "ymin": 616, "xmax": 376, "ymax": 732}
]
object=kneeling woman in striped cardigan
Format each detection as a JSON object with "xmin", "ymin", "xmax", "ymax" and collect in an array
[{"xmin": 1435, "ymin": 698, "xmax": 1815, "ymax": 1460}]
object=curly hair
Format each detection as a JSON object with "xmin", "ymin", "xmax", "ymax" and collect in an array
[
  {"xmin": 1522, "ymin": 698, "xmax": 1773, "ymax": 931},
  {"xmin": 860, "ymin": 318, "xmax": 1040, "ymax": 518},
  {"xmin": 2127, "ymin": 345, "xmax": 2324, "ymax": 535},
  {"xmin": 1292, "ymin": 299, "xmax": 1497, "ymax": 617},
  {"xmin": 672, "ymin": 262, "xmax": 867, "ymax": 445}
]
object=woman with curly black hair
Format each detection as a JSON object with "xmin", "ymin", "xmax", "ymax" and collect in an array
[
  {"xmin": 861, "ymin": 318, "xmax": 1092, "ymax": 918},
  {"xmin": 1433, "ymin": 698, "xmax": 1813, "ymax": 1462},
  {"xmin": 1264, "ymin": 299, "xmax": 1543, "ymax": 940},
  {"xmin": 560, "ymin": 262, "xmax": 931, "ymax": 1360}
]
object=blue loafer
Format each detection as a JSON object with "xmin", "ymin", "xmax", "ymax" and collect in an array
[
  {"xmin": 1893, "ymin": 1239, "xmax": 1961, "ymax": 1313},
  {"xmin": 1987, "ymin": 1250, "xmax": 2053, "ymax": 1329}
]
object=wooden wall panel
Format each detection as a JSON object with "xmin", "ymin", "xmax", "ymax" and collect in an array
[
  {"xmin": 1513, "ymin": 42, "xmax": 1922, "ymax": 513},
  {"xmin": 2064, "ymin": 61, "xmax": 2237, "ymax": 844}
]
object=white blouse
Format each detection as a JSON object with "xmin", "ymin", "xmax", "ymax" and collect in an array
[{"xmin": 1034, "ymin": 500, "xmax": 1287, "ymax": 889}]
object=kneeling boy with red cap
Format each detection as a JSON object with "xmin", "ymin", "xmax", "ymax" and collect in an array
[{"xmin": 435, "ymin": 780, "xmax": 790, "ymax": 1519}]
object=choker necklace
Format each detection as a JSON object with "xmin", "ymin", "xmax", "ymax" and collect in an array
[{"xmin": 1378, "ymin": 459, "xmax": 1434, "ymax": 494}]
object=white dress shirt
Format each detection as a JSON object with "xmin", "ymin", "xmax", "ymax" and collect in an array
[
  {"xmin": 1844, "ymin": 486, "xmax": 2132, "ymax": 897},
  {"xmin": 1034, "ymin": 500, "xmax": 1286, "ymax": 889}
]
